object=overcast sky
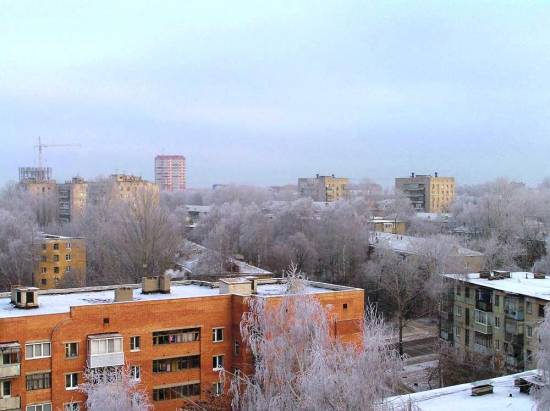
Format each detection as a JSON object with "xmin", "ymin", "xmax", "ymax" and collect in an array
[{"xmin": 2, "ymin": 1, "xmax": 550, "ymax": 188}]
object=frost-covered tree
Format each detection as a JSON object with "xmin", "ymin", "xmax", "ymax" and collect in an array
[
  {"xmin": 229, "ymin": 268, "xmax": 402, "ymax": 411},
  {"xmin": 79, "ymin": 366, "xmax": 151, "ymax": 411}
]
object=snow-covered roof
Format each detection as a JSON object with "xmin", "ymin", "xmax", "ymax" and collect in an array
[
  {"xmin": 415, "ymin": 212, "xmax": 452, "ymax": 222},
  {"xmin": 176, "ymin": 241, "xmax": 272, "ymax": 276},
  {"xmin": 184, "ymin": 205, "xmax": 212, "ymax": 213},
  {"xmin": 386, "ymin": 370, "xmax": 538, "ymax": 411},
  {"xmin": 370, "ymin": 232, "xmax": 483, "ymax": 257},
  {"xmin": 0, "ymin": 279, "xmax": 346, "ymax": 319},
  {"xmin": 445, "ymin": 272, "xmax": 550, "ymax": 301}
]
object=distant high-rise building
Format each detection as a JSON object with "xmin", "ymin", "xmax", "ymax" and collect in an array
[
  {"xmin": 155, "ymin": 155, "xmax": 186, "ymax": 192},
  {"xmin": 395, "ymin": 172, "xmax": 455, "ymax": 213}
]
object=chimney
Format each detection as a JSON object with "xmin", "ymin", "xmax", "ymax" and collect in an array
[
  {"xmin": 11, "ymin": 287, "xmax": 39, "ymax": 309},
  {"xmin": 219, "ymin": 278, "xmax": 253, "ymax": 295},
  {"xmin": 115, "ymin": 287, "xmax": 134, "ymax": 302},
  {"xmin": 159, "ymin": 273, "xmax": 171, "ymax": 294}
]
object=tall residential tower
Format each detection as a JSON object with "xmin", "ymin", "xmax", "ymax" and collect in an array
[{"xmin": 155, "ymin": 155, "xmax": 186, "ymax": 192}]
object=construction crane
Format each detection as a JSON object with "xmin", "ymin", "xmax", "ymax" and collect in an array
[{"xmin": 35, "ymin": 136, "xmax": 81, "ymax": 168}]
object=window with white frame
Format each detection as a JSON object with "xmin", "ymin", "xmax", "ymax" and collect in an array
[
  {"xmin": 64, "ymin": 403, "xmax": 80, "ymax": 411},
  {"xmin": 130, "ymin": 365, "xmax": 141, "ymax": 381},
  {"xmin": 212, "ymin": 328, "xmax": 224, "ymax": 342},
  {"xmin": 65, "ymin": 254, "xmax": 72, "ymax": 261},
  {"xmin": 130, "ymin": 336, "xmax": 140, "ymax": 351},
  {"xmin": 65, "ymin": 342, "xmax": 78, "ymax": 358},
  {"xmin": 1, "ymin": 380, "xmax": 11, "ymax": 397},
  {"xmin": 65, "ymin": 373, "xmax": 78, "ymax": 390},
  {"xmin": 474, "ymin": 309, "xmax": 489, "ymax": 325},
  {"xmin": 26, "ymin": 404, "xmax": 52, "ymax": 411},
  {"xmin": 212, "ymin": 381, "xmax": 224, "ymax": 396},
  {"xmin": 26, "ymin": 342, "xmax": 51, "ymax": 359},
  {"xmin": 89, "ymin": 337, "xmax": 123, "ymax": 355},
  {"xmin": 213, "ymin": 355, "xmax": 224, "ymax": 370},
  {"xmin": 494, "ymin": 317, "xmax": 500, "ymax": 328},
  {"xmin": 527, "ymin": 325, "xmax": 533, "ymax": 338},
  {"xmin": 66, "ymin": 242, "xmax": 72, "ymax": 249}
]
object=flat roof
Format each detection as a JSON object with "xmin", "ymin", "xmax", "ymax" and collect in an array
[
  {"xmin": 0, "ymin": 279, "xmax": 357, "ymax": 319},
  {"xmin": 370, "ymin": 232, "xmax": 483, "ymax": 257},
  {"xmin": 386, "ymin": 370, "xmax": 537, "ymax": 410},
  {"xmin": 445, "ymin": 272, "xmax": 550, "ymax": 301}
]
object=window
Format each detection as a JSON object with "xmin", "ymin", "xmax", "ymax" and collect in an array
[
  {"xmin": 456, "ymin": 285, "xmax": 461, "ymax": 296},
  {"xmin": 153, "ymin": 383, "xmax": 200, "ymax": 401},
  {"xmin": 233, "ymin": 339, "xmax": 240, "ymax": 356},
  {"xmin": 65, "ymin": 266, "xmax": 72, "ymax": 272},
  {"xmin": 41, "ymin": 256, "xmax": 47, "ymax": 262},
  {"xmin": 54, "ymin": 267, "xmax": 60, "ymax": 274},
  {"xmin": 153, "ymin": 328, "xmax": 200, "ymax": 345},
  {"xmin": 41, "ymin": 267, "xmax": 47, "ymax": 274},
  {"xmin": 212, "ymin": 382, "xmax": 224, "ymax": 396},
  {"xmin": 495, "ymin": 339, "xmax": 500, "ymax": 350},
  {"xmin": 153, "ymin": 355, "xmax": 200, "ymax": 372},
  {"xmin": 64, "ymin": 403, "xmax": 80, "ymax": 411},
  {"xmin": 527, "ymin": 349, "xmax": 533, "ymax": 363},
  {"xmin": 527, "ymin": 301, "xmax": 533, "ymax": 314},
  {"xmin": 89, "ymin": 337, "xmax": 123, "ymax": 355},
  {"xmin": 1, "ymin": 350, "xmax": 20, "ymax": 365},
  {"xmin": 455, "ymin": 306, "xmax": 462, "ymax": 317},
  {"xmin": 65, "ymin": 254, "xmax": 72, "ymax": 261},
  {"xmin": 343, "ymin": 303, "xmax": 348, "ymax": 309},
  {"xmin": 26, "ymin": 372, "xmax": 51, "ymax": 390},
  {"xmin": 42, "ymin": 244, "xmax": 46, "ymax": 250},
  {"xmin": 465, "ymin": 287, "xmax": 470, "ymax": 298},
  {"xmin": 65, "ymin": 373, "xmax": 78, "ymax": 390},
  {"xmin": 527, "ymin": 325, "xmax": 533, "ymax": 338},
  {"xmin": 213, "ymin": 355, "xmax": 224, "ymax": 370},
  {"xmin": 27, "ymin": 404, "xmax": 52, "ymax": 411},
  {"xmin": 53, "ymin": 255, "xmax": 60, "ymax": 262},
  {"xmin": 41, "ymin": 279, "xmax": 47, "ymax": 286},
  {"xmin": 53, "ymin": 243, "xmax": 59, "ymax": 250},
  {"xmin": 1, "ymin": 380, "xmax": 10, "ymax": 397},
  {"xmin": 494, "ymin": 295, "xmax": 499, "ymax": 307},
  {"xmin": 212, "ymin": 328, "xmax": 224, "ymax": 342},
  {"xmin": 494, "ymin": 317, "xmax": 500, "ymax": 328},
  {"xmin": 66, "ymin": 242, "xmax": 72, "ymax": 249},
  {"xmin": 130, "ymin": 365, "xmax": 141, "ymax": 381},
  {"xmin": 130, "ymin": 336, "xmax": 141, "ymax": 351},
  {"xmin": 474, "ymin": 309, "xmax": 489, "ymax": 325},
  {"xmin": 26, "ymin": 342, "xmax": 51, "ymax": 359},
  {"xmin": 539, "ymin": 304, "xmax": 546, "ymax": 318},
  {"xmin": 65, "ymin": 342, "xmax": 78, "ymax": 358},
  {"xmin": 455, "ymin": 326, "xmax": 461, "ymax": 337}
]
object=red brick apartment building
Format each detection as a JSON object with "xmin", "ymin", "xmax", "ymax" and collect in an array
[{"xmin": 0, "ymin": 275, "xmax": 364, "ymax": 411}]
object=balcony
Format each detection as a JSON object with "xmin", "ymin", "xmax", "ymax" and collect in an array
[
  {"xmin": 88, "ymin": 334, "xmax": 124, "ymax": 368},
  {"xmin": 0, "ymin": 396, "xmax": 21, "ymax": 411},
  {"xmin": 475, "ymin": 300, "xmax": 492, "ymax": 312},
  {"xmin": 474, "ymin": 322, "xmax": 493, "ymax": 335},
  {"xmin": 0, "ymin": 364, "xmax": 20, "ymax": 379},
  {"xmin": 504, "ymin": 333, "xmax": 524, "ymax": 346}
]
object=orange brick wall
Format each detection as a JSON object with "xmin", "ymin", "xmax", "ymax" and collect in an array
[{"xmin": 0, "ymin": 289, "xmax": 364, "ymax": 410}]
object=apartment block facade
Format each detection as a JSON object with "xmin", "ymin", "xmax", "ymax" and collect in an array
[
  {"xmin": 34, "ymin": 235, "xmax": 86, "ymax": 290},
  {"xmin": 154, "ymin": 155, "xmax": 186, "ymax": 192},
  {"xmin": 0, "ymin": 277, "xmax": 363, "ymax": 411},
  {"xmin": 440, "ymin": 271, "xmax": 548, "ymax": 373},
  {"xmin": 395, "ymin": 172, "xmax": 455, "ymax": 213},
  {"xmin": 298, "ymin": 174, "xmax": 349, "ymax": 202},
  {"xmin": 57, "ymin": 178, "xmax": 88, "ymax": 223}
]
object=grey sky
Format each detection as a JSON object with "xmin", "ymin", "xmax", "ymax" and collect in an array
[{"xmin": 2, "ymin": 1, "xmax": 550, "ymax": 188}]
